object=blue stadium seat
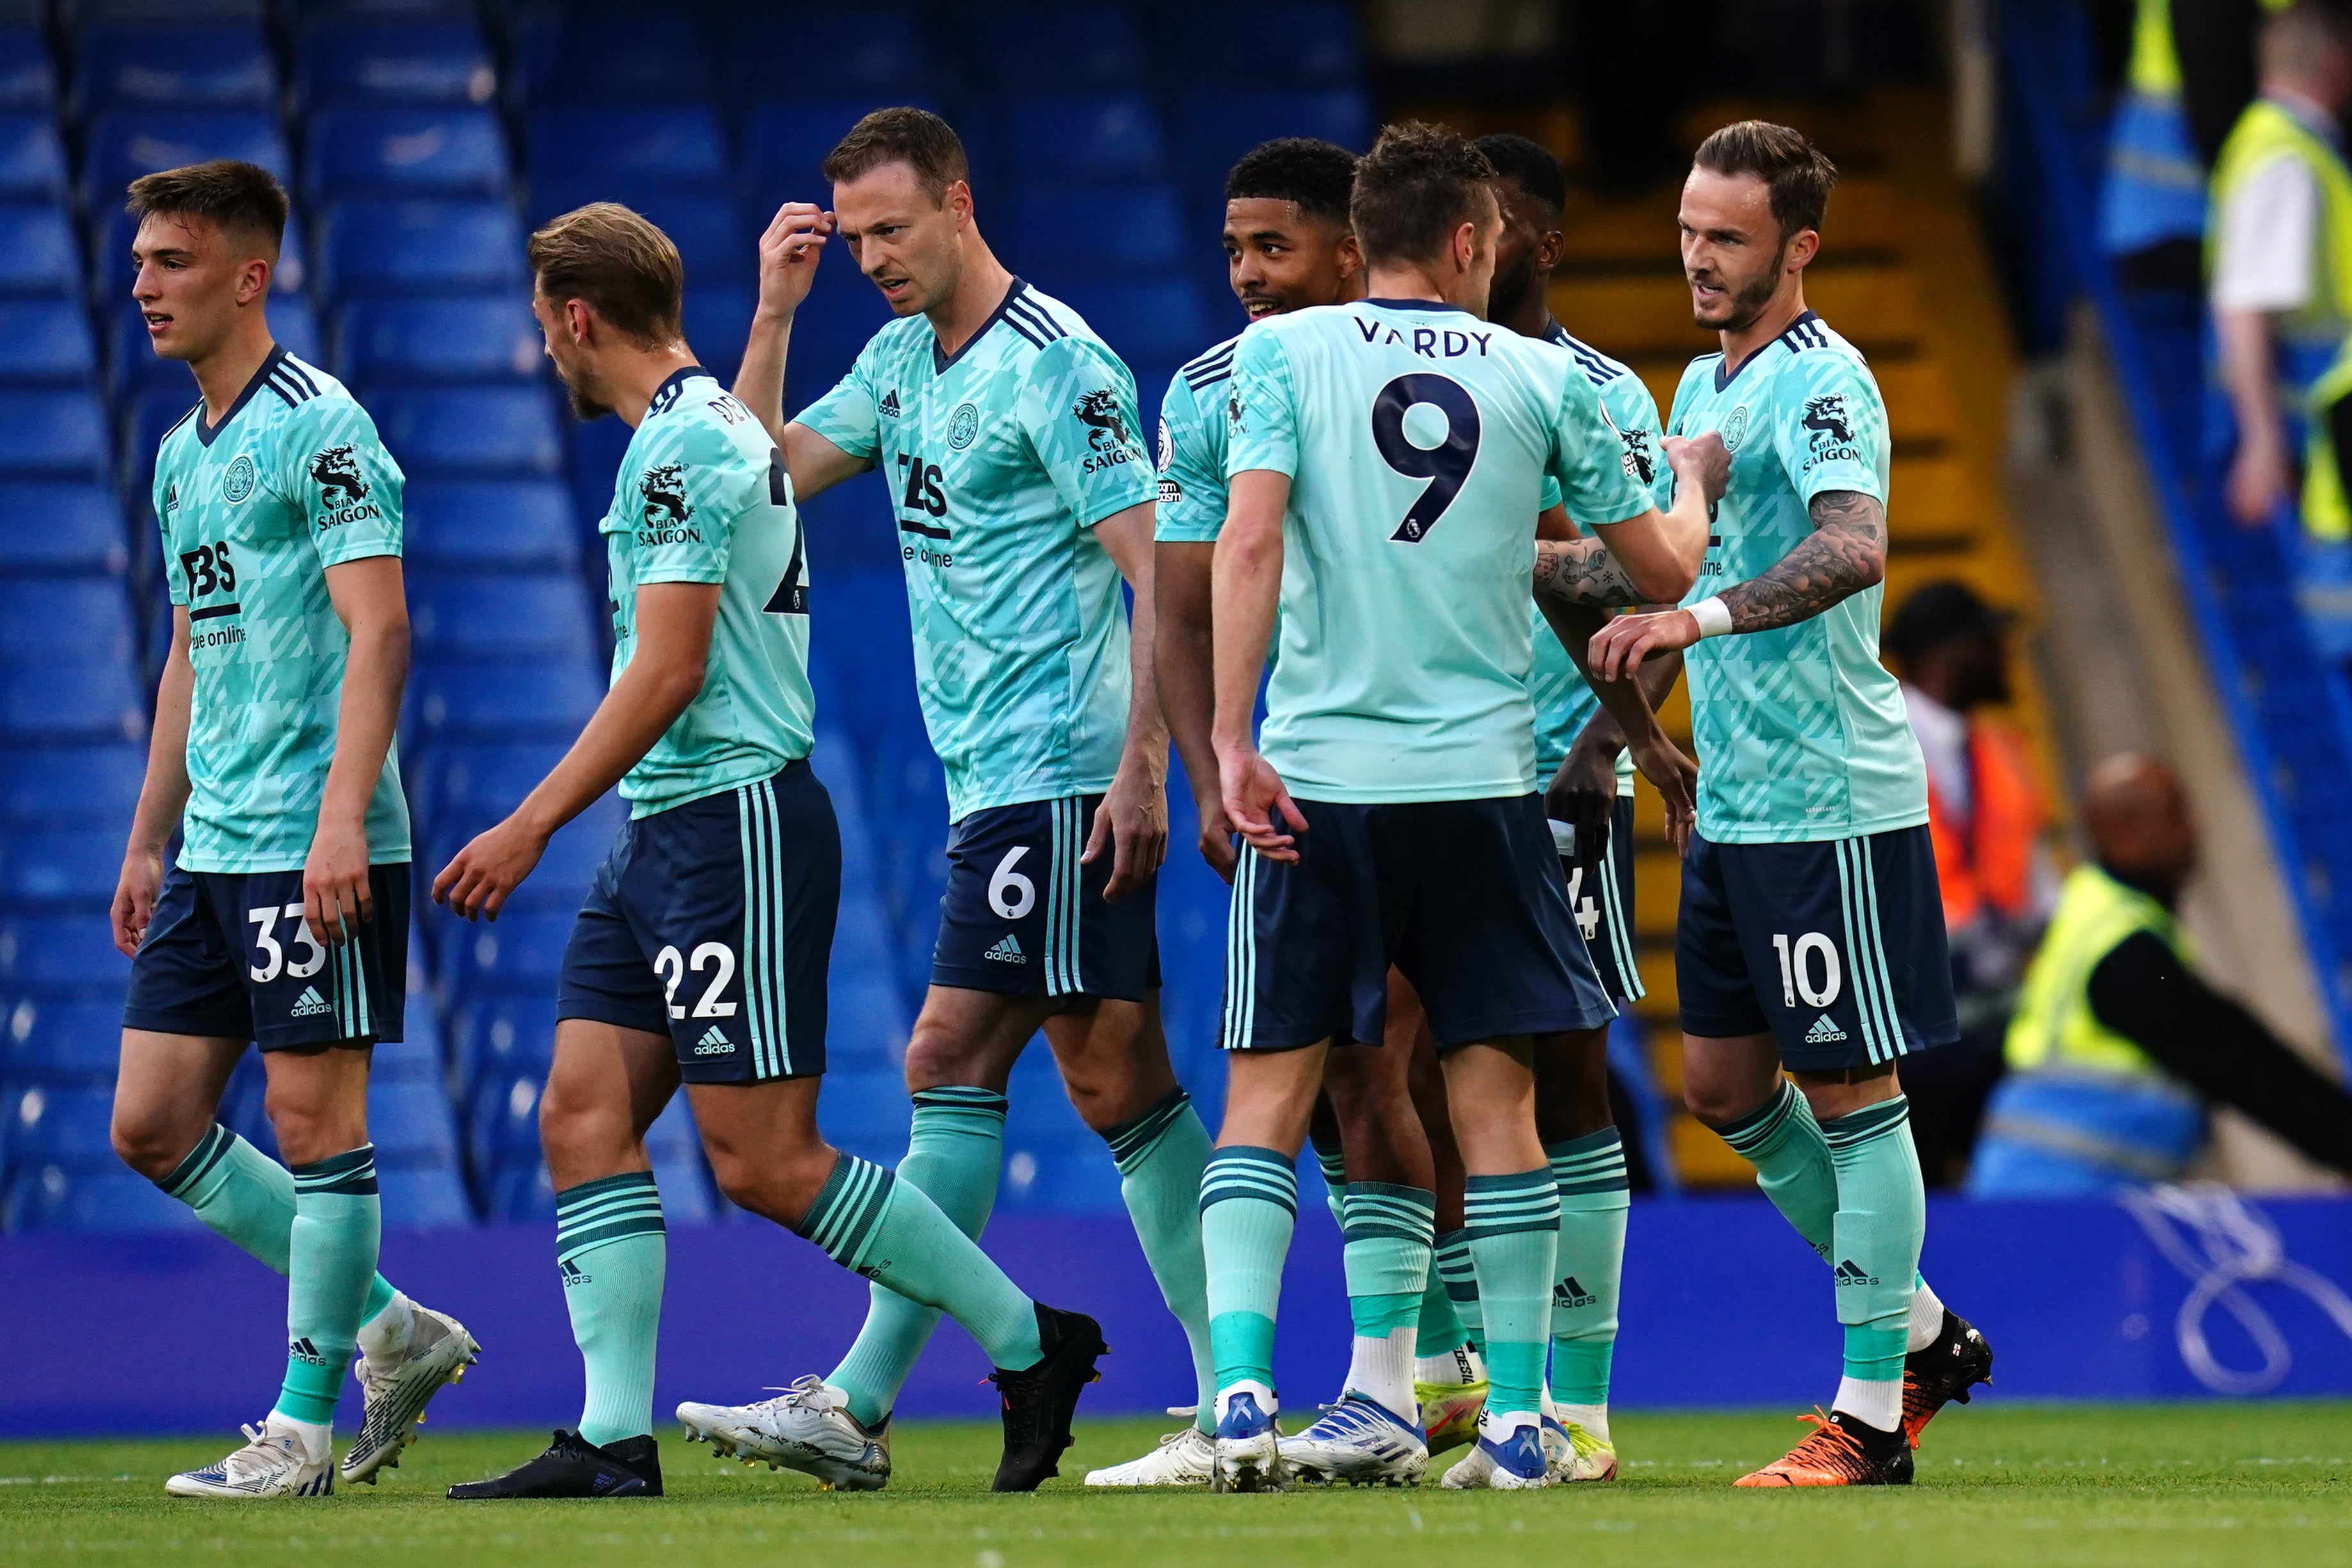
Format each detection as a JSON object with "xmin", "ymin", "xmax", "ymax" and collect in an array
[
  {"xmin": 438, "ymin": 908, "xmax": 571, "ymax": 1004},
  {"xmin": 80, "ymin": 112, "xmax": 289, "ymax": 212},
  {"xmin": 0, "ymin": 914, "xmax": 125, "ymax": 996},
  {"xmin": 738, "ymin": 97, "xmax": 939, "ymax": 214},
  {"xmin": 681, "ymin": 281, "xmax": 752, "ymax": 384},
  {"xmin": 404, "ymin": 479, "xmax": 576, "ymax": 571},
  {"xmin": 6, "ymin": 484, "xmax": 125, "ymax": 575},
  {"xmin": 370, "ymin": 1029, "xmax": 440, "ymax": 1086},
  {"xmin": 296, "ymin": 20, "xmax": 494, "ymax": 109},
  {"xmin": 644, "ymin": 1096, "xmax": 713, "ymax": 1223},
  {"xmin": 0, "ymin": 830, "xmax": 125, "ymax": 908},
  {"xmin": 497, "ymin": 794, "xmax": 622, "ymax": 909},
  {"xmin": 0, "ymin": 28, "xmax": 54, "ymax": 112},
  {"xmin": 1004, "ymin": 184, "xmax": 1181, "ymax": 274},
  {"xmin": 0, "ymin": 111, "xmax": 63, "ymax": 200},
  {"xmin": 411, "ymin": 740, "xmax": 567, "ymax": 830},
  {"xmin": 0, "ymin": 744, "xmax": 144, "ymax": 829},
  {"xmin": 1163, "ymin": 2, "xmax": 1361, "ymax": 86},
  {"xmin": 74, "ymin": 25, "xmax": 274, "ymax": 113},
  {"xmin": 67, "ymin": 0, "xmax": 266, "ymax": 22},
  {"xmin": 5, "ymin": 1166, "xmax": 201, "ymax": 1231},
  {"xmin": 477, "ymin": 1152, "xmax": 553, "ymax": 1222},
  {"xmin": 314, "ymin": 198, "xmax": 523, "ymax": 299},
  {"xmin": 714, "ymin": 11, "xmax": 922, "ymax": 104},
  {"xmin": 335, "ymin": 295, "xmax": 539, "ymax": 383},
  {"xmin": 119, "ymin": 380, "xmax": 200, "ymax": 497},
  {"xmin": 578, "ymin": 189, "xmax": 746, "ymax": 285},
  {"xmin": 0, "ymin": 203, "xmax": 78, "ymax": 296},
  {"xmin": 369, "ymin": 1078, "xmax": 457, "ymax": 1164},
  {"xmin": 463, "ymin": 1066, "xmax": 544, "ymax": 1180},
  {"xmin": 1049, "ymin": 279, "xmax": 1211, "ymax": 365},
  {"xmin": 525, "ymin": 105, "xmax": 726, "ymax": 209},
  {"xmin": 818, "ymin": 1070, "xmax": 911, "ymax": 1164},
  {"xmin": 0, "ymin": 580, "xmax": 134, "ymax": 664},
  {"xmin": 93, "ymin": 205, "xmax": 310, "ymax": 308},
  {"xmin": 971, "ymin": 4, "xmax": 1143, "ymax": 90},
  {"xmin": 0, "ymin": 658, "xmax": 143, "ymax": 745},
  {"xmin": 566, "ymin": 412, "xmax": 632, "ymax": 527},
  {"xmin": 1179, "ymin": 88, "xmax": 1372, "ymax": 185},
  {"xmin": 367, "ymin": 383, "xmax": 561, "ymax": 477},
  {"xmin": 379, "ymin": 1162, "xmax": 471, "ymax": 1227},
  {"xmin": 447, "ymin": 991, "xmax": 554, "ymax": 1103},
  {"xmin": 2, "ymin": 995, "xmax": 120, "ymax": 1082},
  {"xmin": 0, "ymin": 389, "xmax": 111, "ymax": 482},
  {"xmin": 523, "ymin": 11, "xmax": 711, "ymax": 105},
  {"xmin": 0, "ymin": 298, "xmax": 96, "ymax": 383},
  {"xmin": 6, "ymin": 1082, "xmax": 117, "ymax": 1166},
  {"xmin": 404, "ymin": 658, "xmax": 600, "ymax": 741},
  {"xmin": 1003, "ymin": 93, "xmax": 1163, "ymax": 185},
  {"xmin": 305, "ymin": 107, "xmax": 507, "ymax": 200},
  {"xmin": 409, "ymin": 572, "xmax": 594, "ymax": 661}
]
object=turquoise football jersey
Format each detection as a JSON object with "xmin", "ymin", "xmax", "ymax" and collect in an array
[
  {"xmin": 604, "ymin": 367, "xmax": 814, "ymax": 816},
  {"xmin": 1225, "ymin": 299, "xmax": 1652, "ymax": 803},
  {"xmin": 1529, "ymin": 322, "xmax": 1673, "ymax": 792},
  {"xmin": 152, "ymin": 345, "xmax": 409, "ymax": 875},
  {"xmin": 1667, "ymin": 311, "xmax": 1928, "ymax": 843},
  {"xmin": 1154, "ymin": 333, "xmax": 1241, "ymax": 543},
  {"xmin": 796, "ymin": 280, "xmax": 1153, "ymax": 821}
]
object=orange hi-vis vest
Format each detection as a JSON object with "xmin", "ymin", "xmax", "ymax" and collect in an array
[{"xmin": 1927, "ymin": 720, "xmax": 2043, "ymax": 930}]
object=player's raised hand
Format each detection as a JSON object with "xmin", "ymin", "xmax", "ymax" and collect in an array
[
  {"xmin": 1624, "ymin": 728, "xmax": 1700, "ymax": 855},
  {"xmin": 753, "ymin": 202, "xmax": 835, "ymax": 322},
  {"xmin": 1663, "ymin": 431, "xmax": 1731, "ymax": 506},
  {"xmin": 1218, "ymin": 744, "xmax": 1308, "ymax": 862},
  {"xmin": 110, "ymin": 845, "xmax": 164, "ymax": 957},
  {"xmin": 1589, "ymin": 608, "xmax": 1702, "ymax": 682},
  {"xmin": 431, "ymin": 815, "xmax": 548, "ymax": 923},
  {"xmin": 1084, "ymin": 756, "xmax": 1169, "ymax": 902},
  {"xmin": 303, "ymin": 814, "xmax": 374, "ymax": 946}
]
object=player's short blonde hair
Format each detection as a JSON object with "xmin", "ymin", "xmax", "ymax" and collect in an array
[{"xmin": 527, "ymin": 202, "xmax": 685, "ymax": 349}]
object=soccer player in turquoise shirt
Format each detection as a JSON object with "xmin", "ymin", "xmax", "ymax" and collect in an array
[
  {"xmin": 711, "ymin": 109, "xmax": 1214, "ymax": 1488},
  {"xmin": 1205, "ymin": 124, "xmax": 1724, "ymax": 1493},
  {"xmin": 1584, "ymin": 123, "xmax": 1995, "ymax": 1487},
  {"xmin": 436, "ymin": 204, "xmax": 1104, "ymax": 1500},
  {"xmin": 106, "ymin": 161, "xmax": 477, "ymax": 1500}
]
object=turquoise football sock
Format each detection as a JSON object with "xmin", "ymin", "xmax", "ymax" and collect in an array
[
  {"xmin": 157, "ymin": 1124, "xmax": 399, "ymax": 1328},
  {"xmin": 1463, "ymin": 1169, "xmax": 1559, "ymax": 1421},
  {"xmin": 1546, "ymin": 1128, "xmax": 1629, "ymax": 1407},
  {"xmin": 1415, "ymin": 1259, "xmax": 1470, "ymax": 1358},
  {"xmin": 1310, "ymin": 1130, "xmax": 1347, "ymax": 1230},
  {"xmin": 1715, "ymin": 1078, "xmax": 1837, "ymax": 1261},
  {"xmin": 797, "ymin": 1153, "xmax": 1042, "ymax": 1372},
  {"xmin": 1105, "ymin": 1089, "xmax": 1218, "ymax": 1434},
  {"xmin": 1198, "ymin": 1146, "xmax": 1297, "ymax": 1397},
  {"xmin": 273, "ymin": 1146, "xmax": 381, "ymax": 1428},
  {"xmin": 1822, "ymin": 1098, "xmax": 1927, "ymax": 1393},
  {"xmin": 828, "ymin": 1088, "xmax": 1005, "ymax": 1428},
  {"xmin": 1434, "ymin": 1228, "xmax": 1484, "ymax": 1356},
  {"xmin": 1342, "ymin": 1182, "xmax": 1434, "ymax": 1420},
  {"xmin": 555, "ymin": 1171, "xmax": 667, "ymax": 1448}
]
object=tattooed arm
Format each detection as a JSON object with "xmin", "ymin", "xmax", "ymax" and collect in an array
[
  {"xmin": 1584, "ymin": 489, "xmax": 1887, "ymax": 679},
  {"xmin": 1533, "ymin": 536, "xmax": 1642, "ymax": 607}
]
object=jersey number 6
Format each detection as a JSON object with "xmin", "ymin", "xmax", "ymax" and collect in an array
[{"xmin": 1371, "ymin": 374, "xmax": 1481, "ymax": 542}]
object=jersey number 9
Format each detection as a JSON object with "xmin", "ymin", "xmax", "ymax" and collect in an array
[{"xmin": 1372, "ymin": 374, "xmax": 1481, "ymax": 543}]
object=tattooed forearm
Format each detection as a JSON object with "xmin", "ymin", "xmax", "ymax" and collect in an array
[
  {"xmin": 1719, "ymin": 489, "xmax": 1886, "ymax": 633},
  {"xmin": 1532, "ymin": 537, "xmax": 1641, "ymax": 607}
]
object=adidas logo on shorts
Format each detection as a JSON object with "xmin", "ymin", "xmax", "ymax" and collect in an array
[
  {"xmin": 984, "ymin": 933, "xmax": 1024, "ymax": 964},
  {"xmin": 692, "ymin": 1024, "xmax": 734, "ymax": 1056},
  {"xmin": 289, "ymin": 986, "xmax": 331, "ymax": 1018},
  {"xmin": 1804, "ymin": 1015, "xmax": 1847, "ymax": 1044}
]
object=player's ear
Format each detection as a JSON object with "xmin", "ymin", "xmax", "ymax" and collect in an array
[
  {"xmin": 945, "ymin": 178, "xmax": 973, "ymax": 228},
  {"xmin": 235, "ymin": 255, "xmax": 271, "ymax": 307},
  {"xmin": 1536, "ymin": 225, "xmax": 1567, "ymax": 273},
  {"xmin": 1335, "ymin": 230, "xmax": 1363, "ymax": 281},
  {"xmin": 1784, "ymin": 226, "xmax": 1821, "ymax": 274}
]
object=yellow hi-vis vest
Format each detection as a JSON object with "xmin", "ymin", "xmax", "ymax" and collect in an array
[
  {"xmin": 2005, "ymin": 864, "xmax": 2186, "ymax": 1080},
  {"xmin": 2208, "ymin": 97, "xmax": 2352, "ymax": 361},
  {"xmin": 2130, "ymin": 0, "xmax": 2292, "ymax": 99}
]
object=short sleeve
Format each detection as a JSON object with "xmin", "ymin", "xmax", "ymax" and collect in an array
[
  {"xmin": 1546, "ymin": 371, "xmax": 1649, "ymax": 529},
  {"xmin": 1773, "ymin": 352, "xmax": 1887, "ymax": 506},
  {"xmin": 793, "ymin": 341, "xmax": 884, "ymax": 464},
  {"xmin": 1537, "ymin": 475, "xmax": 1563, "ymax": 512},
  {"xmin": 1012, "ymin": 335, "xmax": 1154, "ymax": 530},
  {"xmin": 154, "ymin": 453, "xmax": 187, "ymax": 606},
  {"xmin": 287, "ymin": 399, "xmax": 404, "ymax": 568},
  {"xmin": 626, "ymin": 421, "xmax": 754, "ymax": 585},
  {"xmin": 1598, "ymin": 372, "xmax": 1674, "ymax": 511},
  {"xmin": 1154, "ymin": 370, "xmax": 1228, "ymax": 542},
  {"xmin": 1224, "ymin": 326, "xmax": 1298, "ymax": 481}
]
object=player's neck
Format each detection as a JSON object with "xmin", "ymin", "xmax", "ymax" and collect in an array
[
  {"xmin": 1363, "ymin": 261, "xmax": 1457, "ymax": 307},
  {"xmin": 608, "ymin": 344, "xmax": 703, "ymax": 429},
  {"xmin": 1718, "ymin": 278, "xmax": 1809, "ymax": 377},
  {"xmin": 930, "ymin": 244, "xmax": 1017, "ymax": 360},
  {"xmin": 1495, "ymin": 280, "xmax": 1552, "ymax": 340},
  {"xmin": 189, "ymin": 317, "xmax": 277, "ymax": 425}
]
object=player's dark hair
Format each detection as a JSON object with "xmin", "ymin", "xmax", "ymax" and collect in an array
[
  {"xmin": 823, "ymin": 107, "xmax": 971, "ymax": 204},
  {"xmin": 527, "ymin": 203, "xmax": 685, "ymax": 349},
  {"xmin": 1350, "ymin": 122, "xmax": 1497, "ymax": 268},
  {"xmin": 1692, "ymin": 120, "xmax": 1838, "ymax": 242},
  {"xmin": 1471, "ymin": 133, "xmax": 1567, "ymax": 216},
  {"xmin": 1225, "ymin": 138, "xmax": 1358, "ymax": 225},
  {"xmin": 124, "ymin": 159, "xmax": 286, "ymax": 253}
]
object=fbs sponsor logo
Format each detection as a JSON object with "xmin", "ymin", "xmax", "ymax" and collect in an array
[
  {"xmin": 289, "ymin": 986, "xmax": 332, "ymax": 1018},
  {"xmin": 287, "ymin": 1335, "xmax": 329, "ymax": 1366},
  {"xmin": 1804, "ymin": 1015, "xmax": 1847, "ymax": 1044},
  {"xmin": 1552, "ymin": 1276, "xmax": 1598, "ymax": 1311},
  {"xmin": 692, "ymin": 1024, "xmax": 734, "ymax": 1057},
  {"xmin": 1834, "ymin": 1258, "xmax": 1880, "ymax": 1287},
  {"xmin": 560, "ymin": 1258, "xmax": 592, "ymax": 1288},
  {"xmin": 984, "ymin": 933, "xmax": 1025, "ymax": 965},
  {"xmin": 308, "ymin": 445, "xmax": 382, "ymax": 531},
  {"xmin": 637, "ymin": 463, "xmax": 700, "ymax": 545},
  {"xmin": 1074, "ymin": 389, "xmax": 1139, "ymax": 474},
  {"xmin": 878, "ymin": 388, "xmax": 902, "ymax": 419}
]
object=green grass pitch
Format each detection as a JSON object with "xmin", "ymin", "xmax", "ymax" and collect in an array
[{"xmin": 3, "ymin": 1405, "xmax": 2348, "ymax": 1568}]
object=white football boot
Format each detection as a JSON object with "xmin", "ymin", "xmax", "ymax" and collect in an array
[
  {"xmin": 1440, "ymin": 1413, "xmax": 1551, "ymax": 1491},
  {"xmin": 677, "ymin": 1376, "xmax": 891, "ymax": 1491},
  {"xmin": 166, "ymin": 1416, "xmax": 335, "ymax": 1498},
  {"xmin": 1209, "ymin": 1382, "xmax": 1288, "ymax": 1493},
  {"xmin": 1278, "ymin": 1395, "xmax": 1427, "ymax": 1487},
  {"xmin": 342, "ymin": 1304, "xmax": 481, "ymax": 1484},
  {"xmin": 1085, "ymin": 1423, "xmax": 1216, "ymax": 1486}
]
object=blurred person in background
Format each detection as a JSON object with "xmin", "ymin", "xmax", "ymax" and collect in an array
[
  {"xmin": 1969, "ymin": 754, "xmax": 2352, "ymax": 1194},
  {"xmin": 1884, "ymin": 582, "xmax": 2058, "ymax": 1185}
]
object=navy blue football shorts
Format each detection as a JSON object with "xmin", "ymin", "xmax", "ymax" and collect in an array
[
  {"xmin": 558, "ymin": 763, "xmax": 838, "ymax": 1082},
  {"xmin": 1553, "ymin": 795, "xmax": 1644, "ymax": 1006},
  {"xmin": 1676, "ymin": 823, "xmax": 1958, "ymax": 1071},
  {"xmin": 1223, "ymin": 793, "xmax": 1614, "ymax": 1052},
  {"xmin": 123, "ymin": 862, "xmax": 409, "ymax": 1050},
  {"xmin": 930, "ymin": 792, "xmax": 1160, "ymax": 1002}
]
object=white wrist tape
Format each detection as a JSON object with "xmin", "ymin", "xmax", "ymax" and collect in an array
[{"xmin": 1689, "ymin": 595, "xmax": 1733, "ymax": 638}]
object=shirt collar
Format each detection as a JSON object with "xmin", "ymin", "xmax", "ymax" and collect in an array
[{"xmin": 196, "ymin": 343, "xmax": 287, "ymax": 448}]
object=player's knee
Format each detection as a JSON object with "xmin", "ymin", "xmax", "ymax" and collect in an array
[
  {"xmin": 708, "ymin": 1139, "xmax": 834, "ymax": 1224},
  {"xmin": 109, "ymin": 1105, "xmax": 195, "ymax": 1182}
]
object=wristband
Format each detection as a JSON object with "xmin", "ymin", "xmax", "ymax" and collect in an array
[{"xmin": 1689, "ymin": 595, "xmax": 1733, "ymax": 638}]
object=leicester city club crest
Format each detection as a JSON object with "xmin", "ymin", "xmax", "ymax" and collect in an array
[
  {"xmin": 948, "ymin": 402, "xmax": 980, "ymax": 450},
  {"xmin": 222, "ymin": 454, "xmax": 256, "ymax": 503},
  {"xmin": 1721, "ymin": 404, "xmax": 1751, "ymax": 454}
]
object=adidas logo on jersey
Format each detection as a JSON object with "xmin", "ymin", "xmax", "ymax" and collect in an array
[
  {"xmin": 1804, "ymin": 1015, "xmax": 1847, "ymax": 1044},
  {"xmin": 692, "ymin": 1025, "xmax": 734, "ymax": 1056},
  {"xmin": 1834, "ymin": 1258, "xmax": 1880, "ymax": 1287},
  {"xmin": 878, "ymin": 389, "xmax": 902, "ymax": 418},
  {"xmin": 289, "ymin": 986, "xmax": 331, "ymax": 1018},
  {"xmin": 984, "ymin": 933, "xmax": 1025, "ymax": 964}
]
